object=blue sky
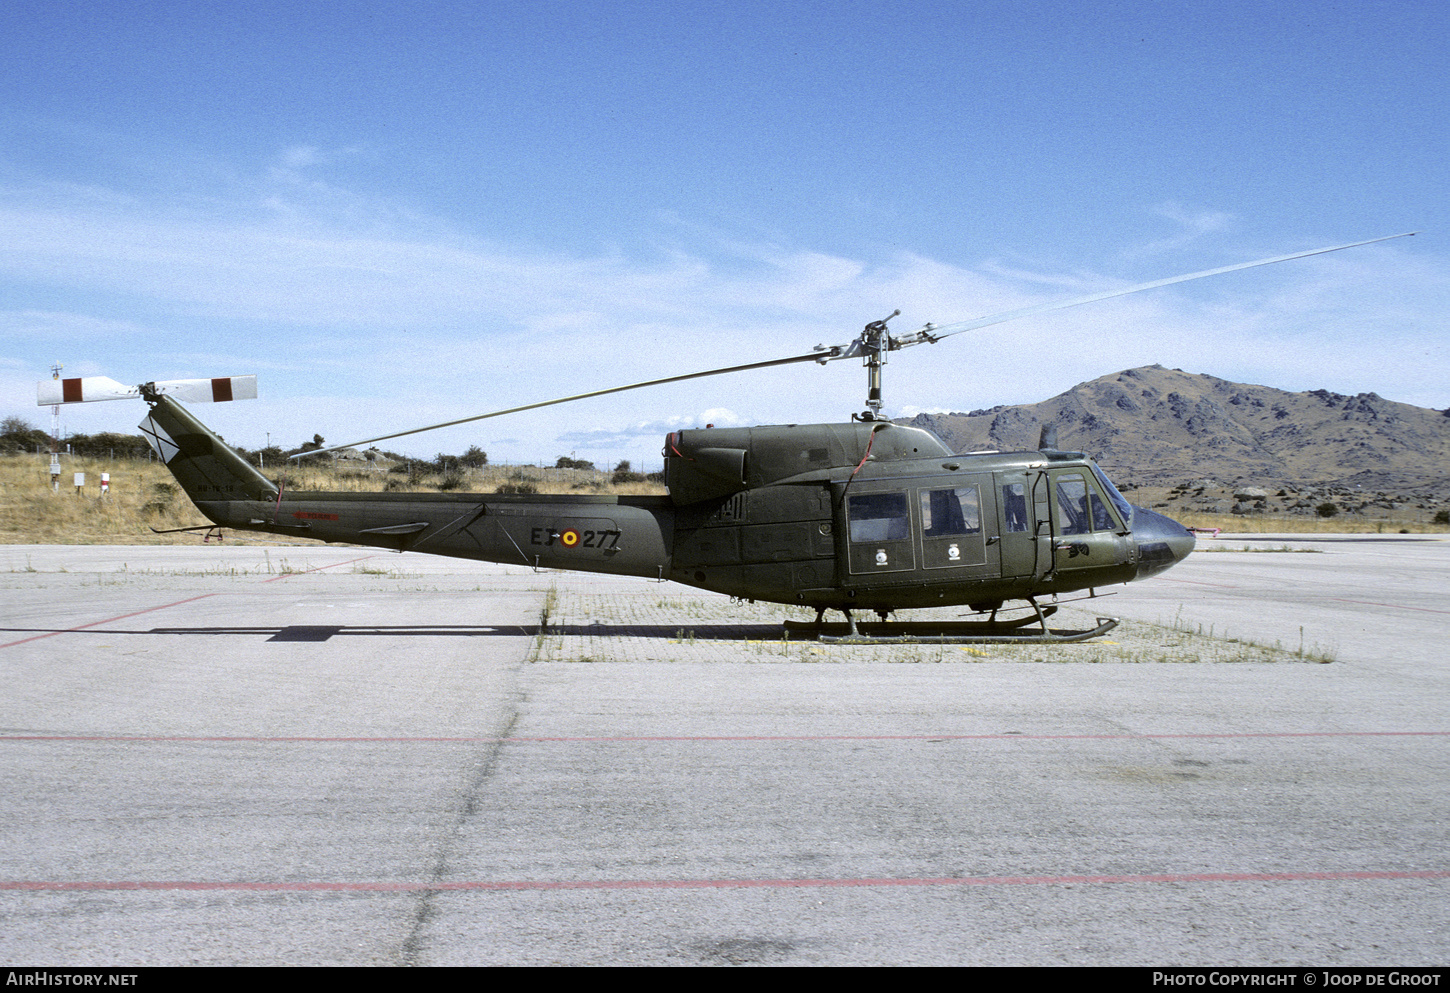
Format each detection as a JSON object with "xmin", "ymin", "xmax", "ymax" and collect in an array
[{"xmin": 3, "ymin": 0, "xmax": 1445, "ymax": 468}]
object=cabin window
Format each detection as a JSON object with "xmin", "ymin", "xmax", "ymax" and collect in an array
[
  {"xmin": 919, "ymin": 487, "xmax": 981, "ymax": 537},
  {"xmin": 847, "ymin": 492, "xmax": 909, "ymax": 543},
  {"xmin": 1001, "ymin": 482, "xmax": 1028, "ymax": 532}
]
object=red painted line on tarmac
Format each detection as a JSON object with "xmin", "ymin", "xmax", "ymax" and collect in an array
[
  {"xmin": 4, "ymin": 731, "xmax": 1446, "ymax": 744},
  {"xmin": 4, "ymin": 869, "xmax": 1446, "ymax": 894},
  {"xmin": 1, "ymin": 555, "xmax": 379, "ymax": 650},
  {"xmin": 260, "ymin": 555, "xmax": 377, "ymax": 582},
  {"xmin": 1331, "ymin": 598, "xmax": 1450, "ymax": 615},
  {"xmin": 0, "ymin": 594, "xmax": 220, "ymax": 650}
]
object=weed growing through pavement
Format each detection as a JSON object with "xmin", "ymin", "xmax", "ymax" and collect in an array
[
  {"xmin": 528, "ymin": 587, "xmax": 1334, "ymax": 665},
  {"xmin": 349, "ymin": 562, "xmax": 421, "ymax": 578}
]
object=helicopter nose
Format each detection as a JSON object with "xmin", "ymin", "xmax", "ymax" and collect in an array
[{"xmin": 1131, "ymin": 506, "xmax": 1196, "ymax": 579}]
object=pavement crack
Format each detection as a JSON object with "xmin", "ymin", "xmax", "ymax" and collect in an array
[{"xmin": 397, "ymin": 680, "xmax": 528, "ymax": 965}]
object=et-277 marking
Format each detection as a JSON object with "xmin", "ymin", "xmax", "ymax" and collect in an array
[{"xmin": 530, "ymin": 527, "xmax": 621, "ymax": 550}]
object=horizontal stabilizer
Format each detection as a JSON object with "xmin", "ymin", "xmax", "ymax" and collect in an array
[{"xmin": 39, "ymin": 375, "xmax": 257, "ymax": 405}]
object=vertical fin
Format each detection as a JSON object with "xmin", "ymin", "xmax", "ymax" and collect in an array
[{"xmin": 140, "ymin": 394, "xmax": 278, "ymax": 503}]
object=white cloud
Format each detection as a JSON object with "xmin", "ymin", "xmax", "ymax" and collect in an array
[
  {"xmin": 1120, "ymin": 203, "xmax": 1241, "ymax": 260},
  {"xmin": 278, "ymin": 145, "xmax": 323, "ymax": 171},
  {"xmin": 2, "ymin": 154, "xmax": 1444, "ymax": 465},
  {"xmin": 1153, "ymin": 202, "xmax": 1235, "ymax": 236}
]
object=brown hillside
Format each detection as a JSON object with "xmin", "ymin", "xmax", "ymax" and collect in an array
[{"xmin": 901, "ymin": 365, "xmax": 1450, "ymax": 491}]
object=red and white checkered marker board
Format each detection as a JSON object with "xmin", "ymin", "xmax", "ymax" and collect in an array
[{"xmin": 38, "ymin": 375, "xmax": 257, "ymax": 405}]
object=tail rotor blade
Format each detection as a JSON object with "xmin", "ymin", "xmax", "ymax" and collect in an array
[
  {"xmin": 148, "ymin": 376, "xmax": 258, "ymax": 404},
  {"xmin": 37, "ymin": 376, "xmax": 137, "ymax": 405},
  {"xmin": 37, "ymin": 375, "xmax": 257, "ymax": 406}
]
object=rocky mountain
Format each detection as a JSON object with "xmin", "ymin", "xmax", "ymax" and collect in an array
[{"xmin": 900, "ymin": 365, "xmax": 1450, "ymax": 491}]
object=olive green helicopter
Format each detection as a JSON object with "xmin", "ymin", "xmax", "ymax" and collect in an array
[{"xmin": 40, "ymin": 234, "xmax": 1413, "ymax": 642}]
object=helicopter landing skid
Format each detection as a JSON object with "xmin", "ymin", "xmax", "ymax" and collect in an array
[
  {"xmin": 784, "ymin": 603, "xmax": 1120, "ymax": 644},
  {"xmin": 799, "ymin": 616, "xmax": 1119, "ymax": 644}
]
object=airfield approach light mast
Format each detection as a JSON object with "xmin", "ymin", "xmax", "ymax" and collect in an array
[{"xmin": 49, "ymin": 362, "xmax": 62, "ymax": 493}]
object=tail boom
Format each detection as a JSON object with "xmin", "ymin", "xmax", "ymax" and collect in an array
[{"xmin": 142, "ymin": 394, "xmax": 674, "ymax": 575}]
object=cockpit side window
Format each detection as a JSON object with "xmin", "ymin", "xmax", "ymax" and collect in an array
[
  {"xmin": 1054, "ymin": 472, "xmax": 1123, "ymax": 534},
  {"xmin": 1055, "ymin": 476, "xmax": 1091, "ymax": 535}
]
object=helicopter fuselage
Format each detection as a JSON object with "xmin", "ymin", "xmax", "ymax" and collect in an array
[{"xmin": 156, "ymin": 397, "xmax": 1193, "ymax": 614}]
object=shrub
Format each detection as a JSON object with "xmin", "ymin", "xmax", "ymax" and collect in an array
[
  {"xmin": 243, "ymin": 446, "xmax": 286, "ymax": 468},
  {"xmin": 388, "ymin": 458, "xmax": 434, "ymax": 477},
  {"xmin": 1316, "ymin": 502, "xmax": 1339, "ymax": 518}
]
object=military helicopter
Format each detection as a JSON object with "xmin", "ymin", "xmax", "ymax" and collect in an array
[{"xmin": 39, "ymin": 233, "xmax": 1413, "ymax": 642}]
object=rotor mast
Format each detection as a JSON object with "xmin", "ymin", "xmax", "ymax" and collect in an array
[{"xmin": 860, "ymin": 309, "xmax": 898, "ymax": 421}]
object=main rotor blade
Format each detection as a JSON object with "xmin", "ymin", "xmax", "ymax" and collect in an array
[
  {"xmin": 298, "ymin": 231, "xmax": 1417, "ymax": 458},
  {"xmin": 299, "ymin": 350, "xmax": 827, "ymax": 458},
  {"xmin": 906, "ymin": 232, "xmax": 1418, "ymax": 342}
]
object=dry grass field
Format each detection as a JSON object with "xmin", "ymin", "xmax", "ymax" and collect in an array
[
  {"xmin": 1127, "ymin": 484, "xmax": 1450, "ymax": 534},
  {"xmin": 0, "ymin": 454, "xmax": 666, "ymax": 545},
  {"xmin": 1172, "ymin": 512, "xmax": 1446, "ymax": 534}
]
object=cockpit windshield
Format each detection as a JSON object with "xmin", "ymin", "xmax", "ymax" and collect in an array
[{"xmin": 1091, "ymin": 463, "xmax": 1135, "ymax": 526}]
